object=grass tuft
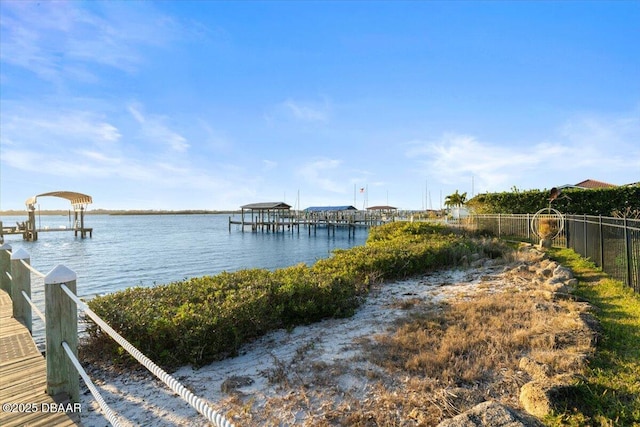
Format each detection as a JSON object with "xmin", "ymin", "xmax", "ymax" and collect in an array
[{"xmin": 544, "ymin": 248, "xmax": 640, "ymax": 426}]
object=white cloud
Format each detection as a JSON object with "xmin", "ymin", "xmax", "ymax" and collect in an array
[
  {"xmin": 283, "ymin": 99, "xmax": 328, "ymax": 122},
  {"xmin": 0, "ymin": 103, "xmax": 188, "ymax": 184},
  {"xmin": 1, "ymin": 107, "xmax": 121, "ymax": 149},
  {"xmin": 167, "ymin": 134, "xmax": 189, "ymax": 153},
  {"xmin": 296, "ymin": 158, "xmax": 346, "ymax": 193},
  {"xmin": 79, "ymin": 150, "xmax": 122, "ymax": 164},
  {"xmin": 405, "ymin": 109, "xmax": 640, "ymax": 193},
  {"xmin": 128, "ymin": 103, "xmax": 189, "ymax": 152},
  {"xmin": 128, "ymin": 104, "xmax": 146, "ymax": 123},
  {"xmin": 198, "ymin": 120, "xmax": 232, "ymax": 151},
  {"xmin": 266, "ymin": 97, "xmax": 331, "ymax": 124},
  {"xmin": 0, "ymin": 1, "xmax": 182, "ymax": 82},
  {"xmin": 560, "ymin": 113, "xmax": 639, "ymax": 147},
  {"xmin": 531, "ymin": 112, "xmax": 640, "ymax": 179},
  {"xmin": 262, "ymin": 160, "xmax": 278, "ymax": 171},
  {"xmin": 406, "ymin": 133, "xmax": 534, "ymax": 190},
  {"xmin": 0, "ymin": 100, "xmax": 259, "ymax": 209},
  {"xmin": 2, "ymin": 143, "xmax": 232, "ymax": 195}
]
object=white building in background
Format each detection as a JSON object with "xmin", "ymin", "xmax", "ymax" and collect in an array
[{"xmin": 450, "ymin": 206, "xmax": 470, "ymax": 219}]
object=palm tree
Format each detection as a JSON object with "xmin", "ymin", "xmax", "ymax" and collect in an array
[{"xmin": 444, "ymin": 190, "xmax": 467, "ymax": 209}]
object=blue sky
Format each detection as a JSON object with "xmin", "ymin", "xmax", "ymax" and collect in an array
[{"xmin": 1, "ymin": 1, "xmax": 639, "ymax": 211}]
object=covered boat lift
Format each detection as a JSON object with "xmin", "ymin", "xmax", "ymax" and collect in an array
[
  {"xmin": 1, "ymin": 191, "xmax": 93, "ymax": 241},
  {"xmin": 366, "ymin": 205, "xmax": 398, "ymax": 221},
  {"xmin": 228, "ymin": 201, "xmax": 386, "ymax": 237},
  {"xmin": 230, "ymin": 202, "xmax": 293, "ymax": 233}
]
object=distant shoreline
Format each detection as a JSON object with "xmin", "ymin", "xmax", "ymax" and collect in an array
[{"xmin": 0, "ymin": 209, "xmax": 241, "ymax": 216}]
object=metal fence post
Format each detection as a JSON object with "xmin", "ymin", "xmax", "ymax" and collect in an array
[
  {"xmin": 624, "ymin": 217, "xmax": 631, "ymax": 289},
  {"xmin": 583, "ymin": 214, "xmax": 588, "ymax": 257},
  {"xmin": 599, "ymin": 215, "xmax": 604, "ymax": 269},
  {"xmin": 10, "ymin": 248, "xmax": 32, "ymax": 334},
  {"xmin": 0, "ymin": 243, "xmax": 11, "ymax": 294},
  {"xmin": 44, "ymin": 264, "xmax": 80, "ymax": 403}
]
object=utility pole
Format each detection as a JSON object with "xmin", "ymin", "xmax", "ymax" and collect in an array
[{"xmin": 471, "ymin": 175, "xmax": 475, "ymax": 198}]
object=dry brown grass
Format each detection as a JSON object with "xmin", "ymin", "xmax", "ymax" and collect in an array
[
  {"xmin": 218, "ymin": 250, "xmax": 597, "ymax": 426},
  {"xmin": 338, "ymin": 289, "xmax": 593, "ymax": 426}
]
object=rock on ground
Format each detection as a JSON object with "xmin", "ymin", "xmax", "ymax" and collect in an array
[{"xmin": 436, "ymin": 401, "xmax": 544, "ymax": 427}]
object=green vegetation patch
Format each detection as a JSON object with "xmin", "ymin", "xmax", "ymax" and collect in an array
[
  {"xmin": 83, "ymin": 222, "xmax": 502, "ymax": 368},
  {"xmin": 468, "ymin": 186, "xmax": 640, "ymax": 215},
  {"xmin": 545, "ymin": 248, "xmax": 640, "ymax": 427}
]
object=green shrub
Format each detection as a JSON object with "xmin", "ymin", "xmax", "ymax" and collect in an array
[
  {"xmin": 84, "ymin": 221, "xmax": 502, "ymax": 368},
  {"xmin": 468, "ymin": 186, "xmax": 640, "ymax": 215}
]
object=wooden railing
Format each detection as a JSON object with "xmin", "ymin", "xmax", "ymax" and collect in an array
[{"xmin": 0, "ymin": 243, "xmax": 234, "ymax": 427}]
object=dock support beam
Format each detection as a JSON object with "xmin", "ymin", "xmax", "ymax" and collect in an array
[
  {"xmin": 45, "ymin": 265, "xmax": 79, "ymax": 403},
  {"xmin": 25, "ymin": 208, "xmax": 38, "ymax": 241}
]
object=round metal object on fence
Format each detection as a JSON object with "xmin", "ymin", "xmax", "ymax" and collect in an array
[{"xmin": 531, "ymin": 207, "xmax": 564, "ymax": 240}]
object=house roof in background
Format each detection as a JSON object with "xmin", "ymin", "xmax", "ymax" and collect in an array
[{"xmin": 574, "ymin": 179, "xmax": 617, "ymax": 189}]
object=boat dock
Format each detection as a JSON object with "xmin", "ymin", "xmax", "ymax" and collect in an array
[
  {"xmin": 228, "ymin": 202, "xmax": 391, "ymax": 236},
  {"xmin": 1, "ymin": 191, "xmax": 93, "ymax": 242},
  {"xmin": 0, "ymin": 289, "xmax": 82, "ymax": 427},
  {"xmin": 1, "ymin": 223, "xmax": 93, "ymax": 241}
]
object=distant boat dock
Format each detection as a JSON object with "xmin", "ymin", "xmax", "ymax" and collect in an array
[
  {"xmin": 228, "ymin": 202, "xmax": 398, "ymax": 236},
  {"xmin": 0, "ymin": 191, "xmax": 93, "ymax": 242}
]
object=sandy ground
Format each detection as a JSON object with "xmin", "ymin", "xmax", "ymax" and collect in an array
[{"xmin": 79, "ymin": 257, "xmax": 522, "ymax": 427}]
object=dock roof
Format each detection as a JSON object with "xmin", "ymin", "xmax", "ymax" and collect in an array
[
  {"xmin": 366, "ymin": 205, "xmax": 397, "ymax": 211},
  {"xmin": 25, "ymin": 191, "xmax": 92, "ymax": 208},
  {"xmin": 304, "ymin": 206, "xmax": 357, "ymax": 212},
  {"xmin": 241, "ymin": 202, "xmax": 291, "ymax": 210}
]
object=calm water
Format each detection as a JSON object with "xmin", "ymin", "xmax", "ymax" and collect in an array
[{"xmin": 1, "ymin": 213, "xmax": 368, "ymax": 345}]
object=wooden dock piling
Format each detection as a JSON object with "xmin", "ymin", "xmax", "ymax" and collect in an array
[
  {"xmin": 9, "ymin": 249, "xmax": 32, "ymax": 334},
  {"xmin": 0, "ymin": 243, "xmax": 11, "ymax": 294},
  {"xmin": 45, "ymin": 265, "xmax": 80, "ymax": 404}
]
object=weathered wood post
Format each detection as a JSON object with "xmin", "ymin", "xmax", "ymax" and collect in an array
[
  {"xmin": 10, "ymin": 248, "xmax": 32, "ymax": 334},
  {"xmin": 27, "ymin": 208, "xmax": 38, "ymax": 241},
  {"xmin": 80, "ymin": 206, "xmax": 86, "ymax": 238},
  {"xmin": 0, "ymin": 243, "xmax": 11, "ymax": 294},
  {"xmin": 45, "ymin": 265, "xmax": 79, "ymax": 403}
]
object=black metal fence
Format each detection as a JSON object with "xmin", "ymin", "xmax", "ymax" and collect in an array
[
  {"xmin": 457, "ymin": 214, "xmax": 640, "ymax": 294},
  {"xmin": 565, "ymin": 215, "xmax": 639, "ymax": 294}
]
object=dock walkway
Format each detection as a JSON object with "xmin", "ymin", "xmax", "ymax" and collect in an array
[
  {"xmin": 229, "ymin": 216, "xmax": 384, "ymax": 235},
  {"xmin": 0, "ymin": 289, "xmax": 82, "ymax": 427}
]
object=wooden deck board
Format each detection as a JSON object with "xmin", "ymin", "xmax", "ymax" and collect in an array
[{"xmin": 0, "ymin": 289, "xmax": 82, "ymax": 426}]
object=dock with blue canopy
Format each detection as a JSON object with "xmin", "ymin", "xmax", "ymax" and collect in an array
[{"xmin": 228, "ymin": 203, "xmax": 384, "ymax": 237}]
